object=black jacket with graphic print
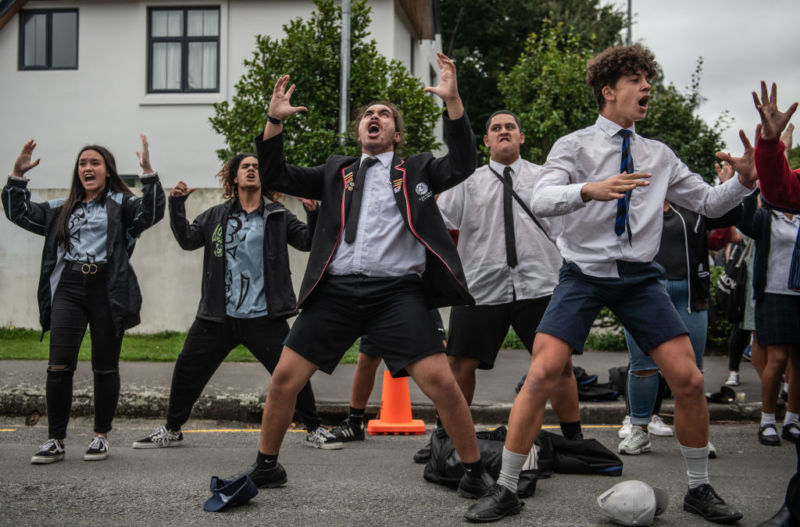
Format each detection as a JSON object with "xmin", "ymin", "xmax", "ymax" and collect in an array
[
  {"xmin": 169, "ymin": 195, "xmax": 316, "ymax": 322},
  {"xmin": 2, "ymin": 175, "xmax": 165, "ymax": 334},
  {"xmin": 255, "ymin": 112, "xmax": 477, "ymax": 309}
]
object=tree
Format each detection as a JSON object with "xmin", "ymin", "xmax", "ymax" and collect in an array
[
  {"xmin": 500, "ymin": 23, "xmax": 727, "ymax": 182},
  {"xmin": 637, "ymin": 59, "xmax": 728, "ymax": 184},
  {"xmin": 210, "ymin": 0, "xmax": 441, "ymax": 165},
  {"xmin": 499, "ymin": 22, "xmax": 597, "ymax": 164},
  {"xmin": 789, "ymin": 145, "xmax": 800, "ymax": 170},
  {"xmin": 440, "ymin": 0, "xmax": 625, "ymax": 138}
]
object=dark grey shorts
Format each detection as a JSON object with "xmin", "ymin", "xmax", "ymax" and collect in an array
[{"xmin": 536, "ymin": 261, "xmax": 687, "ymax": 354}]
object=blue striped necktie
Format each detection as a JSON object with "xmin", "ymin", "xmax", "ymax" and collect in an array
[{"xmin": 615, "ymin": 129, "xmax": 634, "ymax": 244}]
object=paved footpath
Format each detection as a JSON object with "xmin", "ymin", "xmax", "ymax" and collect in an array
[
  {"xmin": 0, "ymin": 350, "xmax": 766, "ymax": 425},
  {"xmin": 0, "ymin": 417, "xmax": 795, "ymax": 526}
]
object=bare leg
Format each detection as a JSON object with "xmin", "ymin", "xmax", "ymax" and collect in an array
[
  {"xmin": 788, "ymin": 351, "xmax": 799, "ymax": 414},
  {"xmin": 549, "ymin": 358, "xmax": 580, "ymax": 423},
  {"xmin": 762, "ymin": 345, "xmax": 789, "ymax": 415},
  {"xmin": 505, "ymin": 334, "xmax": 573, "ymax": 455},
  {"xmin": 448, "ymin": 355, "xmax": 480, "ymax": 405},
  {"xmin": 350, "ymin": 353, "xmax": 382, "ymax": 409},
  {"xmin": 649, "ymin": 335, "xmax": 707, "ymax": 448},
  {"xmin": 751, "ymin": 332, "xmax": 767, "ymax": 378},
  {"xmin": 406, "ymin": 353, "xmax": 480, "ymax": 463},
  {"xmin": 258, "ymin": 347, "xmax": 318, "ymax": 455}
]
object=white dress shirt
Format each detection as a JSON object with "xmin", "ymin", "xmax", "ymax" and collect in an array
[
  {"xmin": 765, "ymin": 210, "xmax": 800, "ymax": 296},
  {"xmin": 531, "ymin": 115, "xmax": 754, "ymax": 278},
  {"xmin": 437, "ymin": 158, "xmax": 562, "ymax": 304},
  {"xmin": 328, "ymin": 151, "xmax": 426, "ymax": 277}
]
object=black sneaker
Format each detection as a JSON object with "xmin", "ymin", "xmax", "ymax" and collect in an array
[
  {"xmin": 458, "ymin": 471, "xmax": 495, "ymax": 499},
  {"xmin": 84, "ymin": 435, "xmax": 109, "ymax": 461},
  {"xmin": 330, "ymin": 418, "xmax": 365, "ymax": 442},
  {"xmin": 236, "ymin": 462, "xmax": 288, "ymax": 489},
  {"xmin": 413, "ymin": 441, "xmax": 432, "ymax": 464},
  {"xmin": 464, "ymin": 483, "xmax": 524, "ymax": 523},
  {"xmin": 31, "ymin": 438, "xmax": 65, "ymax": 464},
  {"xmin": 133, "ymin": 425, "xmax": 184, "ymax": 449},
  {"xmin": 683, "ymin": 484, "xmax": 743, "ymax": 524},
  {"xmin": 305, "ymin": 426, "xmax": 343, "ymax": 450}
]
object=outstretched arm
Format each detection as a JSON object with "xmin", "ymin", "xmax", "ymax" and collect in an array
[
  {"xmin": 753, "ymin": 81, "xmax": 797, "ymax": 141},
  {"xmin": 3, "ymin": 140, "xmax": 49, "ymax": 235},
  {"xmin": 168, "ymin": 182, "xmax": 205, "ymax": 251},
  {"xmin": 125, "ymin": 134, "xmax": 165, "ymax": 238},
  {"xmin": 424, "ymin": 52, "xmax": 464, "ymax": 120}
]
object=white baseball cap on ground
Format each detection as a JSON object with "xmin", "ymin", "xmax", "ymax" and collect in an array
[{"xmin": 597, "ymin": 480, "xmax": 669, "ymax": 526}]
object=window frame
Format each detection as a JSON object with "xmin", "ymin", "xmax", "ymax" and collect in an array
[
  {"xmin": 18, "ymin": 8, "xmax": 79, "ymax": 71},
  {"xmin": 146, "ymin": 6, "xmax": 220, "ymax": 94}
]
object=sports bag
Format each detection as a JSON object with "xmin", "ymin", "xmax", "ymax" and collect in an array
[{"xmin": 714, "ymin": 241, "xmax": 752, "ymax": 323}]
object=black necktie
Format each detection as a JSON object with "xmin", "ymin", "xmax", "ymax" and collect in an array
[
  {"xmin": 344, "ymin": 157, "xmax": 378, "ymax": 244},
  {"xmin": 503, "ymin": 166, "xmax": 517, "ymax": 268}
]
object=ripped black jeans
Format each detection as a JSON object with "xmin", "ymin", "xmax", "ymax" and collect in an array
[{"xmin": 47, "ymin": 266, "xmax": 123, "ymax": 440}]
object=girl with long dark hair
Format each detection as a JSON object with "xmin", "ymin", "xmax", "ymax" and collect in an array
[{"xmin": 2, "ymin": 135, "xmax": 165, "ymax": 463}]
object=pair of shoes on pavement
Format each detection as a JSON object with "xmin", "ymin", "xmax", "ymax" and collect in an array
[
  {"xmin": 305, "ymin": 426, "xmax": 343, "ymax": 449},
  {"xmin": 464, "ymin": 484, "xmax": 524, "ymax": 522},
  {"xmin": 759, "ymin": 424, "xmax": 782, "ymax": 446},
  {"xmin": 618, "ymin": 415, "xmax": 673, "ymax": 439},
  {"xmin": 330, "ymin": 417, "xmax": 365, "ymax": 442},
  {"xmin": 724, "ymin": 371, "xmax": 740, "ymax": 386},
  {"xmin": 618, "ymin": 427, "xmax": 651, "ymax": 455},
  {"xmin": 31, "ymin": 435, "xmax": 109, "ymax": 464},
  {"xmin": 234, "ymin": 462, "xmax": 288, "ymax": 489},
  {"xmin": 132, "ymin": 425, "xmax": 184, "ymax": 449},
  {"xmin": 683, "ymin": 484, "xmax": 743, "ymax": 524}
]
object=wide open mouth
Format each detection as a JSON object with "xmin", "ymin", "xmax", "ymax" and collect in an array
[
  {"xmin": 83, "ymin": 173, "xmax": 97, "ymax": 183},
  {"xmin": 367, "ymin": 121, "xmax": 381, "ymax": 138},
  {"xmin": 638, "ymin": 95, "xmax": 650, "ymax": 109}
]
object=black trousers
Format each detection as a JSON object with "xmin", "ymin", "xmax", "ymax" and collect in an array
[
  {"xmin": 47, "ymin": 267, "xmax": 124, "ymax": 439},
  {"xmin": 165, "ymin": 316, "xmax": 321, "ymax": 431}
]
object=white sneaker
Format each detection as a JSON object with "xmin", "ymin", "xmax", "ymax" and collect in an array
[
  {"xmin": 305, "ymin": 427, "xmax": 343, "ymax": 450},
  {"xmin": 724, "ymin": 372, "xmax": 740, "ymax": 387},
  {"xmin": 618, "ymin": 427, "xmax": 651, "ymax": 455},
  {"xmin": 647, "ymin": 415, "xmax": 674, "ymax": 437},
  {"xmin": 618, "ymin": 415, "xmax": 632, "ymax": 439}
]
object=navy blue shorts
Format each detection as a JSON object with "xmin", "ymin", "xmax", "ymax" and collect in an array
[
  {"xmin": 536, "ymin": 261, "xmax": 687, "ymax": 354},
  {"xmin": 285, "ymin": 275, "xmax": 444, "ymax": 377}
]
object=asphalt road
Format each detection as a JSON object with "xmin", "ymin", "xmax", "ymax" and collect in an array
[{"xmin": 0, "ymin": 417, "xmax": 795, "ymax": 527}]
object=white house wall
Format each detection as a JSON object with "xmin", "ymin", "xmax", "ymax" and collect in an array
[{"xmin": 0, "ymin": 0, "xmax": 442, "ymax": 332}]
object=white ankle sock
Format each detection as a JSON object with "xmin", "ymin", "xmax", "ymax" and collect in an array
[
  {"xmin": 761, "ymin": 413, "xmax": 778, "ymax": 435},
  {"xmin": 680, "ymin": 444, "xmax": 710, "ymax": 489},
  {"xmin": 496, "ymin": 447, "xmax": 528, "ymax": 493},
  {"xmin": 784, "ymin": 411, "xmax": 799, "ymax": 426}
]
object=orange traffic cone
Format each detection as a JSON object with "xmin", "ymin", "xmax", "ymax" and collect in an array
[{"xmin": 367, "ymin": 371, "xmax": 425, "ymax": 435}]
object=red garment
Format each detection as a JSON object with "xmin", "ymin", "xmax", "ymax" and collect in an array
[
  {"xmin": 755, "ymin": 136, "xmax": 800, "ymax": 210},
  {"xmin": 707, "ymin": 227, "xmax": 732, "ymax": 251}
]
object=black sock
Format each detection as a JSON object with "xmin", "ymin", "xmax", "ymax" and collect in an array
[
  {"xmin": 463, "ymin": 459, "xmax": 485, "ymax": 478},
  {"xmin": 349, "ymin": 407, "xmax": 365, "ymax": 426},
  {"xmin": 560, "ymin": 421, "xmax": 582, "ymax": 440},
  {"xmin": 256, "ymin": 451, "xmax": 278, "ymax": 469}
]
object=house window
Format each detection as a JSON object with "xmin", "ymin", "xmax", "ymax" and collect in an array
[
  {"xmin": 18, "ymin": 9, "xmax": 79, "ymax": 70},
  {"xmin": 148, "ymin": 7, "xmax": 220, "ymax": 93}
]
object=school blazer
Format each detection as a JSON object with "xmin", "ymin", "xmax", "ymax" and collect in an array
[{"xmin": 255, "ymin": 112, "xmax": 477, "ymax": 308}]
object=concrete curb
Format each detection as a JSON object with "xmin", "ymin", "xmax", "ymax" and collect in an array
[{"xmin": 0, "ymin": 388, "xmax": 763, "ymax": 425}]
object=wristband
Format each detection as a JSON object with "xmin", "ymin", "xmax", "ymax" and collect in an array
[{"xmin": 267, "ymin": 115, "xmax": 282, "ymax": 125}]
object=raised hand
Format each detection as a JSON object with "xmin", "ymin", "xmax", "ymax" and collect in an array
[
  {"xmin": 424, "ymin": 53, "xmax": 463, "ymax": 119},
  {"xmin": 136, "ymin": 133, "xmax": 154, "ymax": 174},
  {"xmin": 715, "ymin": 126, "xmax": 758, "ymax": 188},
  {"xmin": 12, "ymin": 140, "xmax": 40, "ymax": 178},
  {"xmin": 580, "ymin": 172, "xmax": 651, "ymax": 202},
  {"xmin": 753, "ymin": 81, "xmax": 798, "ymax": 141},
  {"xmin": 267, "ymin": 75, "xmax": 308, "ymax": 122},
  {"xmin": 171, "ymin": 180, "xmax": 195, "ymax": 198}
]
